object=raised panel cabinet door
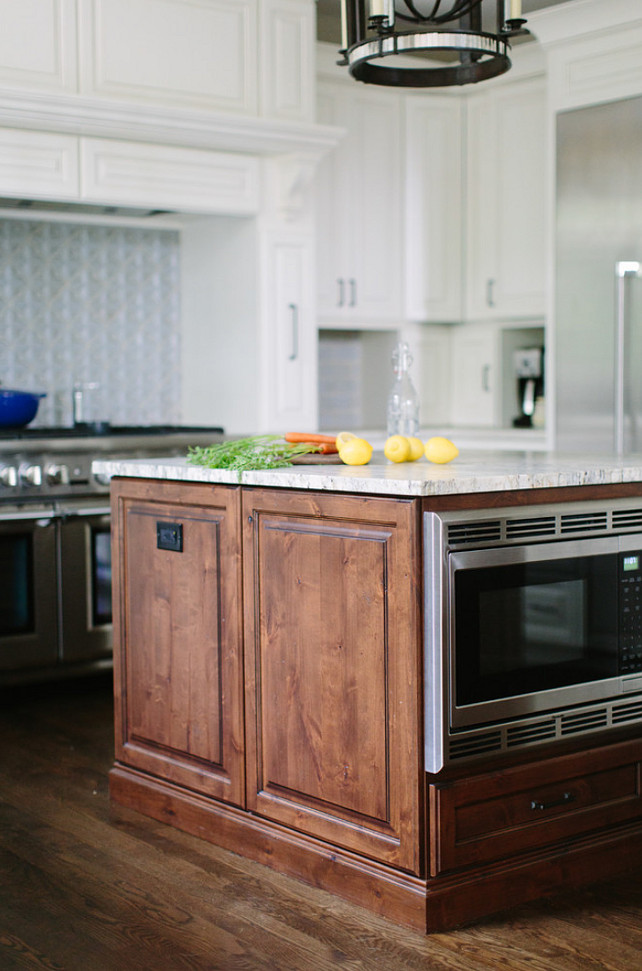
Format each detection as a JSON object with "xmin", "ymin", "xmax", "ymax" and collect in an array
[
  {"xmin": 0, "ymin": 0, "xmax": 77, "ymax": 93},
  {"xmin": 259, "ymin": 0, "xmax": 315, "ymax": 122},
  {"xmin": 466, "ymin": 77, "xmax": 547, "ymax": 320},
  {"xmin": 111, "ymin": 479, "xmax": 245, "ymax": 806},
  {"xmin": 78, "ymin": 0, "xmax": 258, "ymax": 114},
  {"xmin": 450, "ymin": 324, "xmax": 497, "ymax": 427},
  {"xmin": 243, "ymin": 488, "xmax": 423, "ymax": 872}
]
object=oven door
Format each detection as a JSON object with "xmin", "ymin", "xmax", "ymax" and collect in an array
[
  {"xmin": 58, "ymin": 500, "xmax": 112, "ymax": 663},
  {"xmin": 0, "ymin": 505, "xmax": 58, "ymax": 671}
]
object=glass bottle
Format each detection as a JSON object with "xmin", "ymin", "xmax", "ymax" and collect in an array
[{"xmin": 386, "ymin": 341, "xmax": 419, "ymax": 437}]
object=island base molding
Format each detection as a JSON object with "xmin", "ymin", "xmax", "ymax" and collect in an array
[{"xmin": 109, "ymin": 763, "xmax": 642, "ymax": 933}]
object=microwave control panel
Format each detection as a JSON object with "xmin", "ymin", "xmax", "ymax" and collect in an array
[{"xmin": 620, "ymin": 553, "xmax": 642, "ymax": 674}]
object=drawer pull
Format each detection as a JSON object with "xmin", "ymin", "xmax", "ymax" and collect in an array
[{"xmin": 530, "ymin": 791, "xmax": 576, "ymax": 812}]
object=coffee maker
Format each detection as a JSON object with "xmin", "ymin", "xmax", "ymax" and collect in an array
[{"xmin": 512, "ymin": 348, "xmax": 544, "ymax": 427}]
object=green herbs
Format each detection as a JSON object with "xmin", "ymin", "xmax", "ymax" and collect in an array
[{"xmin": 187, "ymin": 435, "xmax": 321, "ymax": 472}]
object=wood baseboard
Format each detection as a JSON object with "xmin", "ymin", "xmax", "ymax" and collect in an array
[{"xmin": 110, "ymin": 763, "xmax": 642, "ymax": 934}]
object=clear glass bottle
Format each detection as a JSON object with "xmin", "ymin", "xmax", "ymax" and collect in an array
[{"xmin": 386, "ymin": 341, "xmax": 419, "ymax": 437}]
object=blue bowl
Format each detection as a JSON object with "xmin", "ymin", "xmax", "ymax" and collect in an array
[{"xmin": 0, "ymin": 389, "xmax": 46, "ymax": 428}]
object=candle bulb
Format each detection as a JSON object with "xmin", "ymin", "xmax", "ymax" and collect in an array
[
  {"xmin": 510, "ymin": 0, "xmax": 522, "ymax": 18},
  {"xmin": 370, "ymin": 0, "xmax": 386, "ymax": 17}
]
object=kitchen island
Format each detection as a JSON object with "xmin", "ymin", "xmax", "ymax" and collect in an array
[{"xmin": 96, "ymin": 450, "xmax": 642, "ymax": 932}]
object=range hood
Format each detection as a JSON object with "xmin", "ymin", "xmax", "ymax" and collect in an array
[{"xmin": 0, "ymin": 197, "xmax": 172, "ymax": 219}]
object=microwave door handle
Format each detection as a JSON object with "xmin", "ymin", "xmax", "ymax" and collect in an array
[{"xmin": 615, "ymin": 261, "xmax": 641, "ymax": 455}]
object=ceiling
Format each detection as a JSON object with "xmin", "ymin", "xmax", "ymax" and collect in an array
[{"xmin": 316, "ymin": 0, "xmax": 574, "ymax": 44}]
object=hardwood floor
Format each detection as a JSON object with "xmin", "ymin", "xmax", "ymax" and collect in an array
[{"xmin": 1, "ymin": 674, "xmax": 642, "ymax": 971}]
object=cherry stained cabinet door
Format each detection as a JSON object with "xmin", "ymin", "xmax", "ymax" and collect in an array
[
  {"xmin": 242, "ymin": 488, "xmax": 423, "ymax": 873},
  {"xmin": 111, "ymin": 479, "xmax": 245, "ymax": 806}
]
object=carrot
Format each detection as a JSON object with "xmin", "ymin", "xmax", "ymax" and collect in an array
[
  {"xmin": 284, "ymin": 432, "xmax": 337, "ymax": 445},
  {"xmin": 314, "ymin": 443, "xmax": 339, "ymax": 454}
]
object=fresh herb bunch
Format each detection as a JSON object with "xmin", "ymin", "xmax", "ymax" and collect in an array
[{"xmin": 187, "ymin": 435, "xmax": 321, "ymax": 471}]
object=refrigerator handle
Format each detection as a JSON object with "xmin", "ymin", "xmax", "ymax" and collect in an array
[{"xmin": 615, "ymin": 261, "xmax": 641, "ymax": 455}]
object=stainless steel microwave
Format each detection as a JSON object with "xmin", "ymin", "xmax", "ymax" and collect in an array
[{"xmin": 424, "ymin": 498, "xmax": 642, "ymax": 773}]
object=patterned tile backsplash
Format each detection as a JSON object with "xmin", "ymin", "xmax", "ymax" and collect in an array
[{"xmin": 0, "ymin": 218, "xmax": 181, "ymax": 427}]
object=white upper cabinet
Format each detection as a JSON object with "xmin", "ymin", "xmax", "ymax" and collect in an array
[
  {"xmin": 0, "ymin": 0, "xmax": 316, "ymax": 123},
  {"xmin": 404, "ymin": 95, "xmax": 462, "ymax": 323},
  {"xmin": 78, "ymin": 0, "xmax": 259, "ymax": 114},
  {"xmin": 465, "ymin": 74, "xmax": 547, "ymax": 321},
  {"xmin": 316, "ymin": 78, "xmax": 402, "ymax": 325},
  {"xmin": 0, "ymin": 0, "xmax": 78, "ymax": 92}
]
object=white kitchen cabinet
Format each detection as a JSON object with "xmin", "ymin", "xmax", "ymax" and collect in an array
[
  {"xmin": 80, "ymin": 137, "xmax": 260, "ymax": 214},
  {"xmin": 450, "ymin": 323, "xmax": 498, "ymax": 427},
  {"xmin": 259, "ymin": 0, "xmax": 315, "ymax": 122},
  {"xmin": 465, "ymin": 75, "xmax": 547, "ymax": 321},
  {"xmin": 78, "ymin": 0, "xmax": 259, "ymax": 114},
  {"xmin": 404, "ymin": 95, "xmax": 462, "ymax": 323},
  {"xmin": 316, "ymin": 79, "xmax": 402, "ymax": 324},
  {"xmin": 0, "ymin": 0, "xmax": 77, "ymax": 93},
  {"xmin": 261, "ymin": 235, "xmax": 317, "ymax": 430},
  {"xmin": 0, "ymin": 127, "xmax": 79, "ymax": 200}
]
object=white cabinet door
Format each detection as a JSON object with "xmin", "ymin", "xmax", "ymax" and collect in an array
[
  {"xmin": 450, "ymin": 324, "xmax": 497, "ymax": 426},
  {"xmin": 78, "ymin": 0, "xmax": 259, "ymax": 114},
  {"xmin": 80, "ymin": 138, "xmax": 260, "ymax": 214},
  {"xmin": 0, "ymin": 0, "xmax": 77, "ymax": 93},
  {"xmin": 405, "ymin": 95, "xmax": 462, "ymax": 323},
  {"xmin": 465, "ymin": 76, "xmax": 547, "ymax": 320},
  {"xmin": 262, "ymin": 236, "xmax": 317, "ymax": 431},
  {"xmin": 0, "ymin": 128, "xmax": 79, "ymax": 200},
  {"xmin": 316, "ymin": 80, "xmax": 402, "ymax": 324},
  {"xmin": 259, "ymin": 0, "xmax": 315, "ymax": 122}
]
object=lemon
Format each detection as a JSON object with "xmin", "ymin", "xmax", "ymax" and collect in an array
[
  {"xmin": 425, "ymin": 436, "xmax": 459, "ymax": 464},
  {"xmin": 335, "ymin": 430, "xmax": 357, "ymax": 450},
  {"xmin": 384, "ymin": 435, "xmax": 411, "ymax": 463},
  {"xmin": 407, "ymin": 436, "xmax": 424, "ymax": 462},
  {"xmin": 338, "ymin": 437, "xmax": 373, "ymax": 466}
]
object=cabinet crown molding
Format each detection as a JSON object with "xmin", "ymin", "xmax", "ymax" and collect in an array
[{"xmin": 0, "ymin": 88, "xmax": 341, "ymax": 159}]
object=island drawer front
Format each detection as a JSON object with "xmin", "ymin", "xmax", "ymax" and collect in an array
[{"xmin": 429, "ymin": 739, "xmax": 642, "ymax": 875}]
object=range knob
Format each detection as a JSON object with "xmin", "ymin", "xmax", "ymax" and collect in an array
[
  {"xmin": 0, "ymin": 464, "xmax": 18, "ymax": 487},
  {"xmin": 45, "ymin": 463, "xmax": 70, "ymax": 486},
  {"xmin": 19, "ymin": 463, "xmax": 43, "ymax": 487}
]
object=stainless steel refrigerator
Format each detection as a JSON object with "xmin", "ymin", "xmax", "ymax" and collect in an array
[{"xmin": 555, "ymin": 94, "xmax": 642, "ymax": 453}]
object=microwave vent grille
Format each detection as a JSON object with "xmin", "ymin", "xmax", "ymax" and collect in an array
[
  {"xmin": 612, "ymin": 508, "xmax": 642, "ymax": 530},
  {"xmin": 448, "ymin": 730, "xmax": 502, "ymax": 761},
  {"xmin": 447, "ymin": 521, "xmax": 501, "ymax": 545},
  {"xmin": 560, "ymin": 708, "xmax": 608, "ymax": 734},
  {"xmin": 560, "ymin": 511, "xmax": 608, "ymax": 534},
  {"xmin": 612, "ymin": 699, "xmax": 642, "ymax": 723},
  {"xmin": 506, "ymin": 719, "xmax": 557, "ymax": 746},
  {"xmin": 505, "ymin": 516, "xmax": 556, "ymax": 539}
]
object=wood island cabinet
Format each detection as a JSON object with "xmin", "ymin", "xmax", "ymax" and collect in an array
[{"xmin": 109, "ymin": 478, "xmax": 642, "ymax": 933}]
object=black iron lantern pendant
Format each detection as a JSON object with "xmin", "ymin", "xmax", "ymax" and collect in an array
[{"xmin": 339, "ymin": 0, "xmax": 529, "ymax": 87}]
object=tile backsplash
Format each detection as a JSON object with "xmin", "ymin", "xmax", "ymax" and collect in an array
[{"xmin": 0, "ymin": 218, "xmax": 181, "ymax": 427}]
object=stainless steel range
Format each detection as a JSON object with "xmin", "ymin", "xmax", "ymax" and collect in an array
[{"xmin": 0, "ymin": 425, "xmax": 224, "ymax": 684}]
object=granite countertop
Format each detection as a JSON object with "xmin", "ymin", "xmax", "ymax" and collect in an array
[{"xmin": 92, "ymin": 450, "xmax": 642, "ymax": 498}]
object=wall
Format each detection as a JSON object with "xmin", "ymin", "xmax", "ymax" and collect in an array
[{"xmin": 0, "ymin": 217, "xmax": 181, "ymax": 427}]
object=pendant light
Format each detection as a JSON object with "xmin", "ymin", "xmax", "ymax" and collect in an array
[{"xmin": 338, "ymin": 0, "xmax": 529, "ymax": 87}]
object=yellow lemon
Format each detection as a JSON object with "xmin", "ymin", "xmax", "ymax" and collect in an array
[
  {"xmin": 425, "ymin": 436, "xmax": 459, "ymax": 464},
  {"xmin": 335, "ymin": 430, "xmax": 357, "ymax": 450},
  {"xmin": 407, "ymin": 436, "xmax": 424, "ymax": 462},
  {"xmin": 384, "ymin": 435, "xmax": 411, "ymax": 463},
  {"xmin": 338, "ymin": 437, "xmax": 373, "ymax": 466}
]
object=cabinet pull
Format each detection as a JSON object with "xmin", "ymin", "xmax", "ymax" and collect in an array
[
  {"xmin": 530, "ymin": 791, "xmax": 576, "ymax": 812},
  {"xmin": 337, "ymin": 278, "xmax": 345, "ymax": 307},
  {"xmin": 486, "ymin": 278, "xmax": 495, "ymax": 307},
  {"xmin": 349, "ymin": 278, "xmax": 357, "ymax": 307},
  {"xmin": 288, "ymin": 303, "xmax": 299, "ymax": 361},
  {"xmin": 481, "ymin": 364, "xmax": 491, "ymax": 392}
]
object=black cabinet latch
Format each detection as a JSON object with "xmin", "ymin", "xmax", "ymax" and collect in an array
[{"xmin": 157, "ymin": 521, "xmax": 183, "ymax": 552}]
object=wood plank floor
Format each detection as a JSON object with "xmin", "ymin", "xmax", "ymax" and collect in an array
[{"xmin": 1, "ymin": 673, "xmax": 642, "ymax": 971}]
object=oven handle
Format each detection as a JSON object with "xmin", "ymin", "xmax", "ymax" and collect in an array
[
  {"xmin": 55, "ymin": 504, "xmax": 111, "ymax": 519},
  {"xmin": 0, "ymin": 508, "xmax": 55, "ymax": 522}
]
